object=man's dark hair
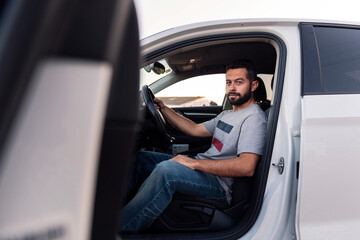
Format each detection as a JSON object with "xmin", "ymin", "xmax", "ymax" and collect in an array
[{"xmin": 226, "ymin": 61, "xmax": 256, "ymax": 82}]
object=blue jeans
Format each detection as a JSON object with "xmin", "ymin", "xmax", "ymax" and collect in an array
[{"xmin": 120, "ymin": 151, "xmax": 227, "ymax": 234}]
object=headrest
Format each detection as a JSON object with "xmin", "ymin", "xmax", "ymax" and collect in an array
[{"xmin": 254, "ymin": 76, "xmax": 267, "ymax": 102}]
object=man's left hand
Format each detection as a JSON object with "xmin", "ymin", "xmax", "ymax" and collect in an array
[{"xmin": 170, "ymin": 155, "xmax": 197, "ymax": 170}]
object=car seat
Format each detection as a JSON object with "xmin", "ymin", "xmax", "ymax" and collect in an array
[
  {"xmin": 254, "ymin": 76, "xmax": 271, "ymax": 111},
  {"xmin": 149, "ymin": 173, "xmax": 256, "ymax": 233}
]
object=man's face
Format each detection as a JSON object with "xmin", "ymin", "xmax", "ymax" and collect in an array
[{"xmin": 225, "ymin": 68, "xmax": 254, "ymax": 106}]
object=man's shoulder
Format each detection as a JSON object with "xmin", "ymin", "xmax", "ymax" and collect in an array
[
  {"xmin": 238, "ymin": 104, "xmax": 267, "ymax": 126},
  {"xmin": 251, "ymin": 104, "xmax": 267, "ymax": 117},
  {"xmin": 237, "ymin": 104, "xmax": 266, "ymax": 116}
]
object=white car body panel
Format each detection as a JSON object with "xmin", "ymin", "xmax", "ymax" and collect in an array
[{"xmin": 297, "ymin": 94, "xmax": 360, "ymax": 240}]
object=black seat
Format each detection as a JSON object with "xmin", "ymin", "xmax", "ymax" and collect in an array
[{"xmin": 254, "ymin": 76, "xmax": 271, "ymax": 111}]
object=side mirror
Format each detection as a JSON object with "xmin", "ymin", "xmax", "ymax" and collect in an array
[{"xmin": 144, "ymin": 62, "xmax": 165, "ymax": 75}]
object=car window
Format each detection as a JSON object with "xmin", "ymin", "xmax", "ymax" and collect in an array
[
  {"xmin": 156, "ymin": 74, "xmax": 225, "ymax": 107},
  {"xmin": 301, "ymin": 24, "xmax": 360, "ymax": 94},
  {"xmin": 257, "ymin": 74, "xmax": 273, "ymax": 100},
  {"xmin": 315, "ymin": 26, "xmax": 360, "ymax": 93},
  {"xmin": 140, "ymin": 59, "xmax": 172, "ymax": 88}
]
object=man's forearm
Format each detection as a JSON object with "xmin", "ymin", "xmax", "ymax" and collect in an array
[
  {"xmin": 194, "ymin": 157, "xmax": 257, "ymax": 177},
  {"xmin": 161, "ymin": 106, "xmax": 211, "ymax": 137},
  {"xmin": 170, "ymin": 153, "xmax": 260, "ymax": 177}
]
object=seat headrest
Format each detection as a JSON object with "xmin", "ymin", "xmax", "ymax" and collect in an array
[{"xmin": 254, "ymin": 76, "xmax": 267, "ymax": 102}]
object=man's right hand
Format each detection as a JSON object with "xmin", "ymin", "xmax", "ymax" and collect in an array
[
  {"xmin": 153, "ymin": 97, "xmax": 212, "ymax": 138},
  {"xmin": 154, "ymin": 98, "xmax": 165, "ymax": 110}
]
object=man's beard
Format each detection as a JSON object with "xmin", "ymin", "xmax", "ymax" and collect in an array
[{"xmin": 227, "ymin": 87, "xmax": 252, "ymax": 106}]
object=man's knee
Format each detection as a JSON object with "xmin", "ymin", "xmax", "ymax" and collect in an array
[
  {"xmin": 153, "ymin": 160, "xmax": 183, "ymax": 179},
  {"xmin": 154, "ymin": 160, "xmax": 175, "ymax": 172}
]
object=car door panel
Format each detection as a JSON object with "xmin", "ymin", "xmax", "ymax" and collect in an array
[
  {"xmin": 0, "ymin": 1, "xmax": 140, "ymax": 240},
  {"xmin": 297, "ymin": 95, "xmax": 360, "ymax": 240},
  {"xmin": 174, "ymin": 106, "xmax": 222, "ymax": 123}
]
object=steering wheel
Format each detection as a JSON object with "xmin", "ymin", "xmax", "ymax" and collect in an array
[{"xmin": 141, "ymin": 85, "xmax": 170, "ymax": 138}]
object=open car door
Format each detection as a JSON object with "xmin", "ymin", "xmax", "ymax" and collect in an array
[{"xmin": 0, "ymin": 1, "xmax": 140, "ymax": 240}]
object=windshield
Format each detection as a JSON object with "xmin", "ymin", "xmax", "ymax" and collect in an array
[{"xmin": 140, "ymin": 58, "xmax": 226, "ymax": 107}]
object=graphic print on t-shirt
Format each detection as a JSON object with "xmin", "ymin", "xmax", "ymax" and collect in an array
[
  {"xmin": 212, "ymin": 138, "xmax": 223, "ymax": 152},
  {"xmin": 217, "ymin": 120, "xmax": 233, "ymax": 133},
  {"xmin": 212, "ymin": 120, "xmax": 234, "ymax": 152}
]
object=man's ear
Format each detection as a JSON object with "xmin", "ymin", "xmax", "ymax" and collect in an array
[{"xmin": 251, "ymin": 80, "xmax": 259, "ymax": 92}]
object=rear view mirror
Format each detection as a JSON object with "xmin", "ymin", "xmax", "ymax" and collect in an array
[{"xmin": 144, "ymin": 62, "xmax": 165, "ymax": 75}]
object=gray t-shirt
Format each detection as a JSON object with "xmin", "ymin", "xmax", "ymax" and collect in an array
[{"xmin": 195, "ymin": 104, "xmax": 267, "ymax": 204}]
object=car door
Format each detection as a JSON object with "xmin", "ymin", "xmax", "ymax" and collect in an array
[
  {"xmin": 297, "ymin": 23, "xmax": 360, "ymax": 240},
  {"xmin": 0, "ymin": 1, "xmax": 140, "ymax": 240}
]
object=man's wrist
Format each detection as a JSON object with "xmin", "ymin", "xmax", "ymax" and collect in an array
[{"xmin": 192, "ymin": 159, "xmax": 200, "ymax": 170}]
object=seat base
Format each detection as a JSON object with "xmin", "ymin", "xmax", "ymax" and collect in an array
[{"xmin": 149, "ymin": 193, "xmax": 249, "ymax": 233}]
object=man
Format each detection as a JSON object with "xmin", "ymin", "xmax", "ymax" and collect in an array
[{"xmin": 120, "ymin": 62, "xmax": 267, "ymax": 234}]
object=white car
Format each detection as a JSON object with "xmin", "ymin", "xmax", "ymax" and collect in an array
[{"xmin": 0, "ymin": 1, "xmax": 360, "ymax": 240}]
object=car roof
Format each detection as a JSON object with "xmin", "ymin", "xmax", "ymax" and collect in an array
[
  {"xmin": 140, "ymin": 18, "xmax": 360, "ymax": 44},
  {"xmin": 140, "ymin": 18, "xmax": 360, "ymax": 79}
]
